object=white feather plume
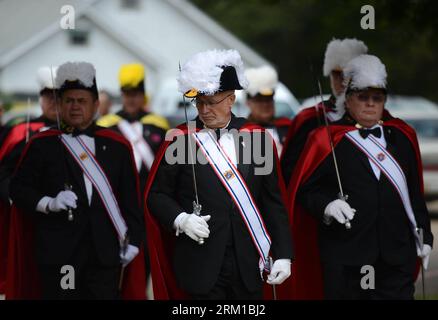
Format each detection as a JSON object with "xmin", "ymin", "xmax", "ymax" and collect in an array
[
  {"xmin": 36, "ymin": 66, "xmax": 58, "ymax": 90},
  {"xmin": 323, "ymin": 38, "xmax": 368, "ymax": 76},
  {"xmin": 244, "ymin": 65, "xmax": 278, "ymax": 96},
  {"xmin": 177, "ymin": 49, "xmax": 248, "ymax": 95},
  {"xmin": 56, "ymin": 61, "xmax": 96, "ymax": 88},
  {"xmin": 343, "ymin": 54, "xmax": 387, "ymax": 90}
]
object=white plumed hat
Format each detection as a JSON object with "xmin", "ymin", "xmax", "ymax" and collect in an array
[
  {"xmin": 343, "ymin": 54, "xmax": 387, "ymax": 92},
  {"xmin": 36, "ymin": 66, "xmax": 58, "ymax": 93},
  {"xmin": 323, "ymin": 38, "xmax": 368, "ymax": 77},
  {"xmin": 56, "ymin": 61, "xmax": 98, "ymax": 96},
  {"xmin": 177, "ymin": 49, "xmax": 248, "ymax": 98},
  {"xmin": 244, "ymin": 65, "xmax": 278, "ymax": 97}
]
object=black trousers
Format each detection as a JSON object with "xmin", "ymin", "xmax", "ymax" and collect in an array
[
  {"xmin": 191, "ymin": 246, "xmax": 263, "ymax": 300},
  {"xmin": 38, "ymin": 236, "xmax": 120, "ymax": 300},
  {"xmin": 322, "ymin": 257, "xmax": 416, "ymax": 300}
]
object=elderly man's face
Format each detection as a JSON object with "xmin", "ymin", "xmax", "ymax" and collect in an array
[
  {"xmin": 40, "ymin": 91, "xmax": 58, "ymax": 121},
  {"xmin": 345, "ymin": 88, "xmax": 386, "ymax": 128},
  {"xmin": 330, "ymin": 70, "xmax": 345, "ymax": 97},
  {"xmin": 195, "ymin": 90, "xmax": 235, "ymax": 128},
  {"xmin": 247, "ymin": 95, "xmax": 275, "ymax": 124}
]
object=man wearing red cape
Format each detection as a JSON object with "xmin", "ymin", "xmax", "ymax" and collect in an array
[
  {"xmin": 244, "ymin": 65, "xmax": 292, "ymax": 158},
  {"xmin": 0, "ymin": 66, "xmax": 58, "ymax": 293},
  {"xmin": 144, "ymin": 49, "xmax": 294, "ymax": 300},
  {"xmin": 288, "ymin": 54, "xmax": 433, "ymax": 299},
  {"xmin": 281, "ymin": 38, "xmax": 369, "ymax": 187},
  {"xmin": 6, "ymin": 62, "xmax": 146, "ymax": 299}
]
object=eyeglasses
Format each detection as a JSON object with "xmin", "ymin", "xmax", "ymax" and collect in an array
[
  {"xmin": 193, "ymin": 93, "xmax": 234, "ymax": 108},
  {"xmin": 354, "ymin": 92, "xmax": 386, "ymax": 103}
]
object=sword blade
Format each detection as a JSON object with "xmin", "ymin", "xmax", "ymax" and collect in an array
[{"xmin": 316, "ymin": 80, "xmax": 350, "ymax": 229}]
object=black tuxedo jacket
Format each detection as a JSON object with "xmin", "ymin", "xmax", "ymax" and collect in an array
[
  {"xmin": 298, "ymin": 120, "xmax": 433, "ymax": 266},
  {"xmin": 148, "ymin": 115, "xmax": 293, "ymax": 295},
  {"xmin": 10, "ymin": 127, "xmax": 144, "ymax": 267}
]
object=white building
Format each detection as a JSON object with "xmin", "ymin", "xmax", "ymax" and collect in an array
[{"xmin": 0, "ymin": 0, "xmax": 270, "ymax": 101}]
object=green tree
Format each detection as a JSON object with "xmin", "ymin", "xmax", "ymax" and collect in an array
[{"xmin": 191, "ymin": 0, "xmax": 438, "ymax": 102}]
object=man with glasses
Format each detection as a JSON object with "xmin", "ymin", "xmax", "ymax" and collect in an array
[
  {"xmin": 145, "ymin": 49, "xmax": 293, "ymax": 300},
  {"xmin": 281, "ymin": 38, "xmax": 368, "ymax": 187},
  {"xmin": 244, "ymin": 66, "xmax": 291, "ymax": 157},
  {"xmin": 289, "ymin": 54, "xmax": 433, "ymax": 299}
]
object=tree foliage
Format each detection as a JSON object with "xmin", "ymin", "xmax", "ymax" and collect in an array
[{"xmin": 191, "ymin": 0, "xmax": 438, "ymax": 102}]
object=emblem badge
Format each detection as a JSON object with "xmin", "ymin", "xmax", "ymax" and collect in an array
[
  {"xmin": 377, "ymin": 153, "xmax": 385, "ymax": 162},
  {"xmin": 223, "ymin": 170, "xmax": 235, "ymax": 181},
  {"xmin": 80, "ymin": 152, "xmax": 88, "ymax": 161}
]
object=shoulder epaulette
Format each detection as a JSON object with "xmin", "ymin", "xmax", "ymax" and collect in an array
[
  {"xmin": 96, "ymin": 114, "xmax": 123, "ymax": 128},
  {"xmin": 140, "ymin": 113, "xmax": 170, "ymax": 131}
]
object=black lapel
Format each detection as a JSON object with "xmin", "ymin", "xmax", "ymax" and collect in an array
[
  {"xmin": 383, "ymin": 126, "xmax": 398, "ymax": 158},
  {"xmin": 346, "ymin": 137, "xmax": 378, "ymax": 179}
]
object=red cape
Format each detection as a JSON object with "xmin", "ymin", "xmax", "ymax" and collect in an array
[
  {"xmin": 5, "ymin": 129, "xmax": 147, "ymax": 299},
  {"xmin": 0, "ymin": 122, "xmax": 45, "ymax": 293},
  {"xmin": 287, "ymin": 118, "xmax": 424, "ymax": 299},
  {"xmin": 273, "ymin": 117, "xmax": 292, "ymax": 129},
  {"xmin": 144, "ymin": 123, "xmax": 293, "ymax": 299},
  {"xmin": 280, "ymin": 104, "xmax": 328, "ymax": 164}
]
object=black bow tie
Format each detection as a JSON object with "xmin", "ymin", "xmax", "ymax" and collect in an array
[
  {"xmin": 359, "ymin": 127, "xmax": 382, "ymax": 139},
  {"xmin": 71, "ymin": 126, "xmax": 96, "ymax": 137}
]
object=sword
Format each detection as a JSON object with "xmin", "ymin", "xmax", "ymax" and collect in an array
[
  {"xmin": 317, "ymin": 80, "xmax": 351, "ymax": 230},
  {"xmin": 179, "ymin": 62, "xmax": 204, "ymax": 245},
  {"xmin": 25, "ymin": 98, "xmax": 31, "ymax": 143},
  {"xmin": 308, "ymin": 59, "xmax": 321, "ymax": 127},
  {"xmin": 118, "ymin": 233, "xmax": 130, "ymax": 293},
  {"xmin": 50, "ymin": 66, "xmax": 74, "ymax": 222},
  {"xmin": 417, "ymin": 227, "xmax": 426, "ymax": 300},
  {"xmin": 269, "ymin": 257, "xmax": 277, "ymax": 300}
]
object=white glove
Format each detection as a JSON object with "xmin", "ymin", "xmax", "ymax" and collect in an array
[
  {"xmin": 174, "ymin": 212, "xmax": 211, "ymax": 242},
  {"xmin": 120, "ymin": 244, "xmax": 139, "ymax": 267},
  {"xmin": 324, "ymin": 199, "xmax": 356, "ymax": 225},
  {"xmin": 267, "ymin": 259, "xmax": 291, "ymax": 285},
  {"xmin": 48, "ymin": 190, "xmax": 78, "ymax": 212},
  {"xmin": 417, "ymin": 244, "xmax": 432, "ymax": 270}
]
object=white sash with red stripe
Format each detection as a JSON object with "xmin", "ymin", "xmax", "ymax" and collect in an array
[
  {"xmin": 345, "ymin": 130, "xmax": 421, "ymax": 250},
  {"xmin": 60, "ymin": 134, "xmax": 128, "ymax": 244},
  {"xmin": 193, "ymin": 131, "xmax": 272, "ymax": 273},
  {"xmin": 118, "ymin": 120, "xmax": 155, "ymax": 171}
]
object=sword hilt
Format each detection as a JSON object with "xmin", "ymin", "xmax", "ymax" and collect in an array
[
  {"xmin": 338, "ymin": 193, "xmax": 351, "ymax": 230},
  {"xmin": 64, "ymin": 183, "xmax": 74, "ymax": 221},
  {"xmin": 193, "ymin": 201, "xmax": 204, "ymax": 245},
  {"xmin": 269, "ymin": 257, "xmax": 277, "ymax": 300}
]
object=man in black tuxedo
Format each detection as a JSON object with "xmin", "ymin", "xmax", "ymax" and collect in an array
[
  {"xmin": 281, "ymin": 38, "xmax": 368, "ymax": 186},
  {"xmin": 10, "ymin": 62, "xmax": 144, "ymax": 299},
  {"xmin": 297, "ymin": 54, "xmax": 433, "ymax": 299},
  {"xmin": 146, "ymin": 49, "xmax": 293, "ymax": 299}
]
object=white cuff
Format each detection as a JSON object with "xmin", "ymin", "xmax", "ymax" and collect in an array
[
  {"xmin": 36, "ymin": 196, "xmax": 53, "ymax": 214},
  {"xmin": 173, "ymin": 212, "xmax": 188, "ymax": 236}
]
